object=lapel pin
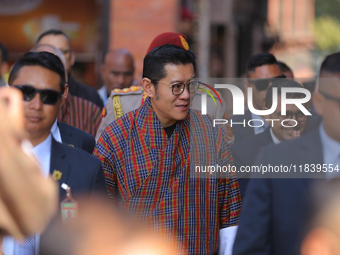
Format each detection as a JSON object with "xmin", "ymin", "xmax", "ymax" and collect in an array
[
  {"xmin": 52, "ymin": 170, "xmax": 63, "ymax": 181},
  {"xmin": 68, "ymin": 144, "xmax": 75, "ymax": 148}
]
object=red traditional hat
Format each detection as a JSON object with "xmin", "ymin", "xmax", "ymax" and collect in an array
[{"xmin": 146, "ymin": 32, "xmax": 189, "ymax": 55}]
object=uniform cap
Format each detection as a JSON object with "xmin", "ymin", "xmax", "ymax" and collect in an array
[{"xmin": 146, "ymin": 32, "xmax": 189, "ymax": 55}]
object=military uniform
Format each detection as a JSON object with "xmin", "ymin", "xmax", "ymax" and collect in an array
[{"xmin": 95, "ymin": 85, "xmax": 234, "ymax": 144}]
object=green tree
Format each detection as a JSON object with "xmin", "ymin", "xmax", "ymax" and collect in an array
[{"xmin": 314, "ymin": 16, "xmax": 340, "ymax": 51}]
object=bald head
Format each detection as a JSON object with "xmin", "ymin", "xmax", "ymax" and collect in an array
[{"xmin": 101, "ymin": 49, "xmax": 135, "ymax": 94}]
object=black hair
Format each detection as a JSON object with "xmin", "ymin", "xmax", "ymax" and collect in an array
[
  {"xmin": 265, "ymin": 79, "xmax": 304, "ymax": 108},
  {"xmin": 246, "ymin": 52, "xmax": 277, "ymax": 74},
  {"xmin": 36, "ymin": 29, "xmax": 71, "ymax": 48},
  {"xmin": 320, "ymin": 52, "xmax": 340, "ymax": 74},
  {"xmin": 0, "ymin": 43, "xmax": 8, "ymax": 63},
  {"xmin": 8, "ymin": 51, "xmax": 66, "ymax": 93},
  {"xmin": 277, "ymin": 61, "xmax": 293, "ymax": 74},
  {"xmin": 142, "ymin": 44, "xmax": 196, "ymax": 87}
]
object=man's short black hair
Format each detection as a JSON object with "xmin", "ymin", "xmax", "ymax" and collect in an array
[
  {"xmin": 142, "ymin": 44, "xmax": 196, "ymax": 87},
  {"xmin": 246, "ymin": 52, "xmax": 278, "ymax": 74},
  {"xmin": 36, "ymin": 29, "xmax": 71, "ymax": 48},
  {"xmin": 265, "ymin": 79, "xmax": 303, "ymax": 108},
  {"xmin": 8, "ymin": 51, "xmax": 66, "ymax": 93},
  {"xmin": 277, "ymin": 61, "xmax": 293, "ymax": 74},
  {"xmin": 0, "ymin": 43, "xmax": 8, "ymax": 63},
  {"xmin": 320, "ymin": 52, "xmax": 340, "ymax": 74}
]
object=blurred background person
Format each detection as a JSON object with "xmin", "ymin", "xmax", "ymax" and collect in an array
[
  {"xmin": 98, "ymin": 49, "xmax": 135, "ymax": 106},
  {"xmin": 277, "ymin": 61, "xmax": 294, "ymax": 79},
  {"xmin": 301, "ymin": 179, "xmax": 340, "ymax": 255},
  {"xmin": 0, "ymin": 43, "xmax": 9, "ymax": 87},
  {"xmin": 36, "ymin": 29, "xmax": 103, "ymax": 109}
]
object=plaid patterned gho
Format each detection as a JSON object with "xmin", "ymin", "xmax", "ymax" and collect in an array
[{"xmin": 93, "ymin": 97, "xmax": 241, "ymax": 254}]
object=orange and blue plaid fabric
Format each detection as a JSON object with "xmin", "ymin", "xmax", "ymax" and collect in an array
[{"xmin": 93, "ymin": 97, "xmax": 241, "ymax": 254}]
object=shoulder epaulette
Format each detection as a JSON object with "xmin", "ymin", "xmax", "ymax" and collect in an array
[{"xmin": 110, "ymin": 86, "xmax": 143, "ymax": 97}]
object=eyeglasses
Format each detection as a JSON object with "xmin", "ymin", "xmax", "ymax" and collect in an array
[
  {"xmin": 274, "ymin": 110, "xmax": 308, "ymax": 121},
  {"xmin": 319, "ymin": 90, "xmax": 340, "ymax": 107},
  {"xmin": 159, "ymin": 79, "xmax": 200, "ymax": 96},
  {"xmin": 14, "ymin": 85, "xmax": 63, "ymax": 105},
  {"xmin": 248, "ymin": 74, "xmax": 287, "ymax": 91}
]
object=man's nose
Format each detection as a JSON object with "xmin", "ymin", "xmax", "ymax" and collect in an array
[
  {"xmin": 29, "ymin": 93, "xmax": 43, "ymax": 110},
  {"xmin": 179, "ymin": 85, "xmax": 190, "ymax": 100}
]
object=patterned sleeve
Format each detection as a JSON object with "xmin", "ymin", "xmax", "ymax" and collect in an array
[
  {"xmin": 92, "ymin": 126, "xmax": 118, "ymax": 200},
  {"xmin": 216, "ymin": 124, "xmax": 241, "ymax": 228}
]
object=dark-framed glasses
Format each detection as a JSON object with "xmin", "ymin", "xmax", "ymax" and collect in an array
[
  {"xmin": 319, "ymin": 90, "xmax": 340, "ymax": 107},
  {"xmin": 159, "ymin": 78, "xmax": 200, "ymax": 96},
  {"xmin": 248, "ymin": 74, "xmax": 287, "ymax": 91},
  {"xmin": 274, "ymin": 110, "xmax": 308, "ymax": 121},
  {"xmin": 13, "ymin": 85, "xmax": 63, "ymax": 105}
]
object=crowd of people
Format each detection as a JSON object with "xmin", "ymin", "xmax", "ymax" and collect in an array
[{"xmin": 0, "ymin": 28, "xmax": 339, "ymax": 255}]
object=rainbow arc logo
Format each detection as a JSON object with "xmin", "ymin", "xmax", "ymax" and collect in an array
[{"xmin": 198, "ymin": 83, "xmax": 223, "ymax": 106}]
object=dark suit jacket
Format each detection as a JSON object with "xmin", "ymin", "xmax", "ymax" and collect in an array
[
  {"xmin": 233, "ymin": 129, "xmax": 324, "ymax": 255},
  {"xmin": 68, "ymin": 75, "xmax": 103, "ymax": 109},
  {"xmin": 58, "ymin": 121, "xmax": 95, "ymax": 154},
  {"xmin": 50, "ymin": 137, "xmax": 107, "ymax": 201},
  {"xmin": 231, "ymin": 127, "xmax": 273, "ymax": 201},
  {"xmin": 40, "ymin": 138, "xmax": 107, "ymax": 253}
]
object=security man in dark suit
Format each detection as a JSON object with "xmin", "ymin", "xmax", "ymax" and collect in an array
[
  {"xmin": 231, "ymin": 79, "xmax": 315, "ymax": 201},
  {"xmin": 233, "ymin": 52, "xmax": 340, "ymax": 255},
  {"xmin": 231, "ymin": 53, "xmax": 284, "ymax": 143},
  {"xmin": 2, "ymin": 51, "xmax": 107, "ymax": 255}
]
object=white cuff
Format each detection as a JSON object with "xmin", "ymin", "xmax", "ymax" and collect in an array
[{"xmin": 219, "ymin": 226, "xmax": 238, "ymax": 255}]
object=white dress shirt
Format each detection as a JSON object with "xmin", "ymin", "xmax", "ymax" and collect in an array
[
  {"xmin": 50, "ymin": 120, "xmax": 62, "ymax": 143},
  {"xmin": 2, "ymin": 134, "xmax": 52, "ymax": 255},
  {"xmin": 97, "ymin": 85, "xmax": 108, "ymax": 106},
  {"xmin": 251, "ymin": 112, "xmax": 269, "ymax": 135},
  {"xmin": 319, "ymin": 122, "xmax": 340, "ymax": 179},
  {"xmin": 270, "ymin": 128, "xmax": 281, "ymax": 145}
]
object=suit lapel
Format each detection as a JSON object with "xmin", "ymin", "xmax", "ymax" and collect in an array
[
  {"xmin": 57, "ymin": 122, "xmax": 79, "ymax": 148},
  {"xmin": 50, "ymin": 137, "xmax": 71, "ymax": 201},
  {"xmin": 259, "ymin": 127, "xmax": 273, "ymax": 146}
]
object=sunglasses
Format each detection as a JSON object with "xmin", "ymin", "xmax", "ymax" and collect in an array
[
  {"xmin": 248, "ymin": 74, "xmax": 287, "ymax": 91},
  {"xmin": 14, "ymin": 85, "xmax": 63, "ymax": 105}
]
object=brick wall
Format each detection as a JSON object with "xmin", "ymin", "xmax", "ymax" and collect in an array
[{"xmin": 109, "ymin": 0, "xmax": 179, "ymax": 81}]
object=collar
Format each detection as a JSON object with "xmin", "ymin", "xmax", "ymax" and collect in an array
[
  {"xmin": 250, "ymin": 111, "xmax": 269, "ymax": 135},
  {"xmin": 31, "ymin": 134, "xmax": 52, "ymax": 178},
  {"xmin": 269, "ymin": 128, "xmax": 281, "ymax": 144},
  {"xmin": 137, "ymin": 97, "xmax": 190, "ymax": 150},
  {"xmin": 50, "ymin": 120, "xmax": 62, "ymax": 143},
  {"xmin": 319, "ymin": 122, "xmax": 340, "ymax": 166},
  {"xmin": 98, "ymin": 85, "xmax": 108, "ymax": 105}
]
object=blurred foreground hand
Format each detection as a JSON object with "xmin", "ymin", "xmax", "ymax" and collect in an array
[{"xmin": 0, "ymin": 87, "xmax": 58, "ymax": 240}]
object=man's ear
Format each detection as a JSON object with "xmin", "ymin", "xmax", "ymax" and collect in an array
[{"xmin": 142, "ymin": 78, "xmax": 155, "ymax": 98}]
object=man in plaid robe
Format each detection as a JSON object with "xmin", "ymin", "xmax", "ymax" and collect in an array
[{"xmin": 94, "ymin": 44, "xmax": 241, "ymax": 255}]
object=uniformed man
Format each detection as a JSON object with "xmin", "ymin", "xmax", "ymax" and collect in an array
[{"xmin": 96, "ymin": 32, "xmax": 234, "ymax": 144}]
